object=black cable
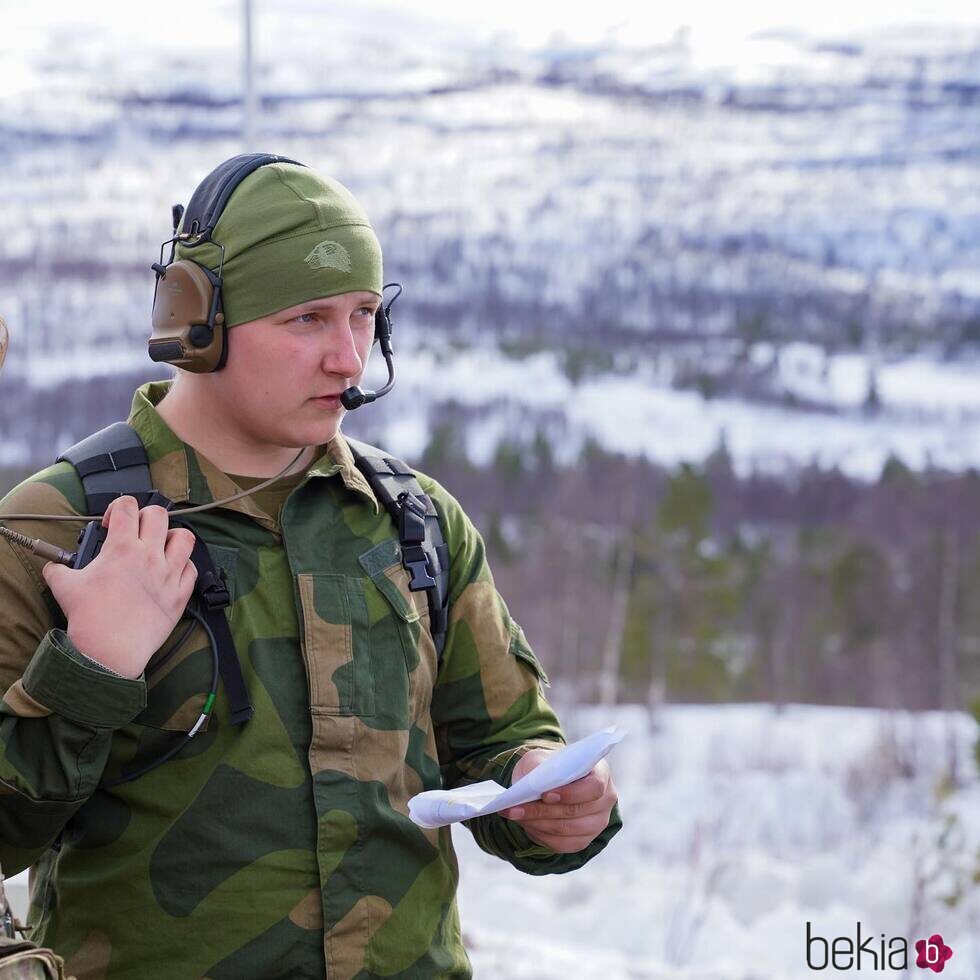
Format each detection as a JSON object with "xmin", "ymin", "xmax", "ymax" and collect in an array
[
  {"xmin": 101, "ymin": 602, "xmax": 219, "ymax": 788},
  {"xmin": 146, "ymin": 617, "xmax": 197, "ymax": 678}
]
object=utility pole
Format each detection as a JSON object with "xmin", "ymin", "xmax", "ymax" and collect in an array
[{"xmin": 242, "ymin": 0, "xmax": 258, "ymax": 150}]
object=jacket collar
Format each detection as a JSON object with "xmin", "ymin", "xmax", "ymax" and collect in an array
[{"xmin": 127, "ymin": 380, "xmax": 380, "ymax": 531}]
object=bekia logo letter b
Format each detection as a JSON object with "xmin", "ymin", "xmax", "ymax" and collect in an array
[{"xmin": 915, "ymin": 934, "xmax": 953, "ymax": 973}]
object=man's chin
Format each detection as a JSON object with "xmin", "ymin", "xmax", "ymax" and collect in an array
[{"xmin": 303, "ymin": 413, "xmax": 344, "ymax": 444}]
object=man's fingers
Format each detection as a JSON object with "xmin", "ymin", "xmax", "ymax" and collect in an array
[
  {"xmin": 502, "ymin": 757, "xmax": 618, "ymax": 853},
  {"xmin": 101, "ymin": 494, "xmax": 139, "ymax": 540},
  {"xmin": 543, "ymin": 768, "xmax": 608, "ymax": 806},
  {"xmin": 164, "ymin": 527, "xmax": 197, "ymax": 566},
  {"xmin": 138, "ymin": 504, "xmax": 171, "ymax": 548},
  {"xmin": 41, "ymin": 561, "xmax": 65, "ymax": 589},
  {"xmin": 518, "ymin": 813, "xmax": 610, "ymax": 839},
  {"xmin": 503, "ymin": 796, "xmax": 607, "ymax": 822},
  {"xmin": 178, "ymin": 559, "xmax": 198, "ymax": 597}
]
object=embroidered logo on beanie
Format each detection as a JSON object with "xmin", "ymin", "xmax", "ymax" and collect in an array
[{"xmin": 304, "ymin": 240, "xmax": 352, "ymax": 273}]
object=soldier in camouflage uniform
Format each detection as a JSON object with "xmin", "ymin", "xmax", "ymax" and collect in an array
[{"xmin": 0, "ymin": 160, "xmax": 622, "ymax": 978}]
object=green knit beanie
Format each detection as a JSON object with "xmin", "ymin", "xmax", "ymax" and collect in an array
[{"xmin": 175, "ymin": 162, "xmax": 383, "ymax": 327}]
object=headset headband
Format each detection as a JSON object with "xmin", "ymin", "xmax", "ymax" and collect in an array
[
  {"xmin": 180, "ymin": 152, "xmax": 304, "ymax": 243},
  {"xmin": 148, "ymin": 151, "xmax": 399, "ymax": 383}
]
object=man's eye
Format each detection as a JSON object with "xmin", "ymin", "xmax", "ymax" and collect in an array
[
  {"xmin": 292, "ymin": 313, "xmax": 318, "ymax": 324},
  {"xmin": 355, "ymin": 307, "xmax": 376, "ymax": 318}
]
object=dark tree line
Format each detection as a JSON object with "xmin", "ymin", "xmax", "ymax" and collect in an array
[
  {"xmin": 4, "ymin": 378, "xmax": 979, "ymax": 716},
  {"xmin": 416, "ymin": 422, "xmax": 980, "ymax": 714}
]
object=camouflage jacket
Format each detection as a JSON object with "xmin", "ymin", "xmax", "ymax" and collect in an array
[{"xmin": 0, "ymin": 380, "xmax": 622, "ymax": 979}]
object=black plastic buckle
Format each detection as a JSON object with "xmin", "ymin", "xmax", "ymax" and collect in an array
[
  {"xmin": 198, "ymin": 568, "xmax": 231, "ymax": 610},
  {"xmin": 397, "ymin": 492, "xmax": 427, "ymax": 544},
  {"xmin": 402, "ymin": 544, "xmax": 436, "ymax": 591}
]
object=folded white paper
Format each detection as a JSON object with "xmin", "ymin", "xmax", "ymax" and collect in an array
[{"xmin": 408, "ymin": 725, "xmax": 626, "ymax": 829}]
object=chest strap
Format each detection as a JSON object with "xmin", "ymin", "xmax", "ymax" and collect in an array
[
  {"xmin": 345, "ymin": 438, "xmax": 451, "ymax": 664},
  {"xmin": 56, "ymin": 422, "xmax": 253, "ymax": 725}
]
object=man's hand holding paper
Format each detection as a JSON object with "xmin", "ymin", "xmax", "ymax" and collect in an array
[
  {"xmin": 407, "ymin": 726, "xmax": 624, "ymax": 845},
  {"xmin": 500, "ymin": 749, "xmax": 618, "ymax": 853}
]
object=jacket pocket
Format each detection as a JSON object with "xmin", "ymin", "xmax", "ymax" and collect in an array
[
  {"xmin": 508, "ymin": 620, "xmax": 551, "ymax": 689},
  {"xmin": 358, "ymin": 538, "xmax": 438, "ymax": 726},
  {"xmin": 297, "ymin": 571, "xmax": 375, "ymax": 717},
  {"xmin": 358, "ymin": 538, "xmax": 431, "ymax": 624}
]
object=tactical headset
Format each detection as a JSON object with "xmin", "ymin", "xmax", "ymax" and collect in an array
[{"xmin": 148, "ymin": 152, "xmax": 398, "ymax": 409}]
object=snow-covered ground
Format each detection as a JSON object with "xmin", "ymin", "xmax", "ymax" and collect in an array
[
  {"xmin": 7, "ymin": 703, "xmax": 979, "ymax": 978},
  {"xmin": 1, "ymin": 331, "xmax": 977, "ymax": 481},
  {"xmin": 376, "ymin": 337, "xmax": 980, "ymax": 479},
  {"xmin": 455, "ymin": 703, "xmax": 980, "ymax": 979}
]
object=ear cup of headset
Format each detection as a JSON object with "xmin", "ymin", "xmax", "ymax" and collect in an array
[
  {"xmin": 149, "ymin": 260, "xmax": 228, "ymax": 373},
  {"xmin": 149, "ymin": 154, "xmax": 311, "ymax": 376}
]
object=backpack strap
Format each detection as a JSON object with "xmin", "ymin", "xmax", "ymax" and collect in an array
[
  {"xmin": 56, "ymin": 422, "xmax": 155, "ymax": 515},
  {"xmin": 345, "ymin": 437, "xmax": 451, "ymax": 664},
  {"xmin": 168, "ymin": 517, "xmax": 254, "ymax": 726},
  {"xmin": 55, "ymin": 423, "xmax": 253, "ymax": 726}
]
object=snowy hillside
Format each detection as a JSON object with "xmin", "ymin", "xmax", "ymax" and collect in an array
[
  {"xmin": 1, "ymin": 4, "xmax": 979, "ymax": 477},
  {"xmin": 7, "ymin": 703, "xmax": 979, "ymax": 977}
]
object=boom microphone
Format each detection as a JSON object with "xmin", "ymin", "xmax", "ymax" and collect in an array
[
  {"xmin": 340, "ymin": 284, "xmax": 399, "ymax": 410},
  {"xmin": 340, "ymin": 345, "xmax": 395, "ymax": 410}
]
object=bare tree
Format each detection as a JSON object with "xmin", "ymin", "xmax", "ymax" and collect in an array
[
  {"xmin": 598, "ymin": 477, "xmax": 639, "ymax": 707},
  {"xmin": 937, "ymin": 527, "xmax": 961, "ymax": 782}
]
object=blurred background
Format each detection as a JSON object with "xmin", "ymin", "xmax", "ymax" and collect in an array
[{"xmin": 1, "ymin": 1, "xmax": 979, "ymax": 976}]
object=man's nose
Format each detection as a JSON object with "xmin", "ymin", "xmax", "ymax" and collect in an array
[{"xmin": 322, "ymin": 319, "xmax": 364, "ymax": 378}]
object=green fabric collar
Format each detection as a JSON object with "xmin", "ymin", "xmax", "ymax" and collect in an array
[{"xmin": 125, "ymin": 380, "xmax": 379, "ymax": 528}]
